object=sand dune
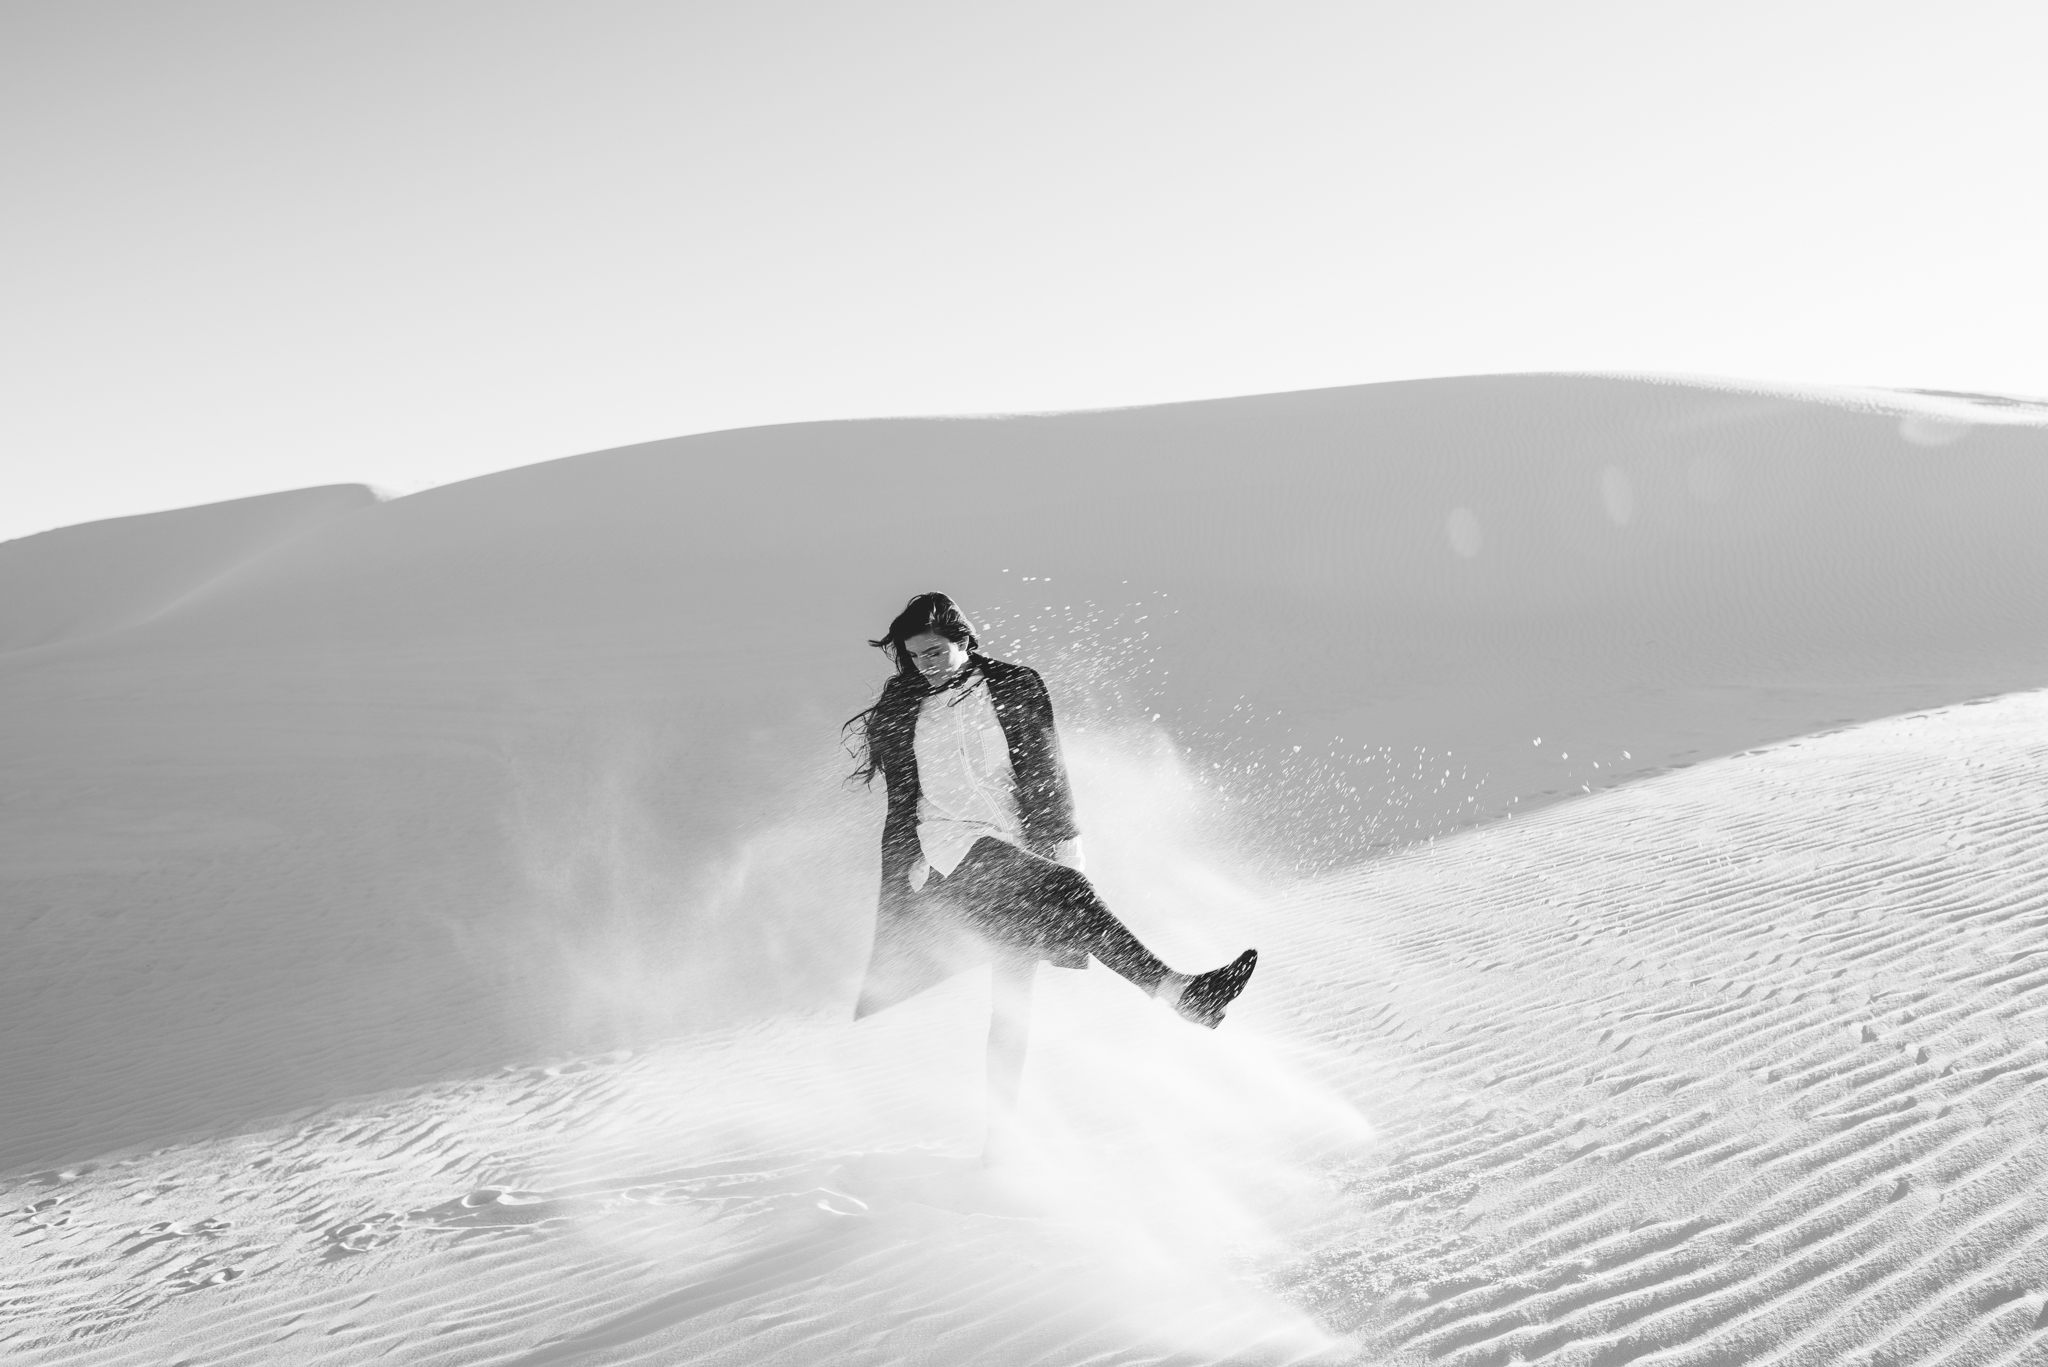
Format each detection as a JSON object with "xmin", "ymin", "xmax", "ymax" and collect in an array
[
  {"xmin": 10, "ymin": 690, "xmax": 2048, "ymax": 1364},
  {"xmin": 4, "ymin": 374, "xmax": 2048, "ymax": 1363},
  {"xmin": 0, "ymin": 484, "xmax": 377, "ymax": 653}
]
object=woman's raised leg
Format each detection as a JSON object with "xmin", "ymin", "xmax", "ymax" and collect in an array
[{"xmin": 947, "ymin": 838, "xmax": 1258, "ymax": 1028}]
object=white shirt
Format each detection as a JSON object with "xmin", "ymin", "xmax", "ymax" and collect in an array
[{"xmin": 909, "ymin": 672, "xmax": 1025, "ymax": 890}]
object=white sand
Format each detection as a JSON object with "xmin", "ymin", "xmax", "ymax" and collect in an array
[{"xmin": 5, "ymin": 374, "xmax": 2048, "ymax": 1363}]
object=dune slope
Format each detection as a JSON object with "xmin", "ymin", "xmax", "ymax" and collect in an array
[
  {"xmin": 6, "ymin": 690, "xmax": 2048, "ymax": 1365},
  {"xmin": 0, "ymin": 485, "xmax": 377, "ymax": 652}
]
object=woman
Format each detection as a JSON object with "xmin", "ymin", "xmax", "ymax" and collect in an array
[{"xmin": 847, "ymin": 592, "xmax": 1258, "ymax": 1136}]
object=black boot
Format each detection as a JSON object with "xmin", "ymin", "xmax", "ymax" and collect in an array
[{"xmin": 1174, "ymin": 949, "xmax": 1258, "ymax": 1029}]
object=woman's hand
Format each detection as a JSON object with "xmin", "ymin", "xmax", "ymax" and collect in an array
[{"xmin": 1050, "ymin": 837, "xmax": 1086, "ymax": 873}]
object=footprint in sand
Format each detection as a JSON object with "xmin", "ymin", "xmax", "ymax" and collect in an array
[
  {"xmin": 122, "ymin": 1217, "xmax": 230, "ymax": 1256},
  {"xmin": 404, "ymin": 1187, "xmax": 579, "ymax": 1239},
  {"xmin": 15, "ymin": 1196, "xmax": 72, "ymax": 1231},
  {"xmin": 328, "ymin": 1187, "xmax": 574, "ymax": 1258},
  {"xmin": 166, "ymin": 1254, "xmax": 247, "ymax": 1293},
  {"xmin": 620, "ymin": 1182, "xmax": 706, "ymax": 1206},
  {"xmin": 324, "ymin": 1211, "xmax": 405, "ymax": 1258}
]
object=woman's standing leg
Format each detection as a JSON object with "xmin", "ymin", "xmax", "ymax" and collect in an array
[{"xmin": 983, "ymin": 949, "xmax": 1036, "ymax": 1165}]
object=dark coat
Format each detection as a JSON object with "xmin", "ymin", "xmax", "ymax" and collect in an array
[{"xmin": 853, "ymin": 654, "xmax": 1083, "ymax": 1018}]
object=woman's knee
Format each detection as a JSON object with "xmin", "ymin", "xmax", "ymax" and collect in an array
[{"xmin": 1042, "ymin": 862, "xmax": 1097, "ymax": 905}]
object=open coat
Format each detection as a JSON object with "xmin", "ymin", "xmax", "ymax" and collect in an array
[{"xmin": 853, "ymin": 654, "xmax": 1084, "ymax": 1018}]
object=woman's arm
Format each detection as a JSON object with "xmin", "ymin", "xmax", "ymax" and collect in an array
[{"xmin": 1015, "ymin": 667, "xmax": 1080, "ymax": 851}]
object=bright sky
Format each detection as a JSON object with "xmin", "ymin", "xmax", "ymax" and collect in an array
[{"xmin": 3, "ymin": 0, "xmax": 2043, "ymax": 543}]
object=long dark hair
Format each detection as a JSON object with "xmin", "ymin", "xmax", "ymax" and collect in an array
[{"xmin": 842, "ymin": 591, "xmax": 983, "ymax": 785}]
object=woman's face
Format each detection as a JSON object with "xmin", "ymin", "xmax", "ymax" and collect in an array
[{"xmin": 903, "ymin": 632, "xmax": 969, "ymax": 685}]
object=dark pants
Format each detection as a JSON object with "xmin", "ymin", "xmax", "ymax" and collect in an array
[{"xmin": 926, "ymin": 837, "xmax": 1169, "ymax": 993}]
